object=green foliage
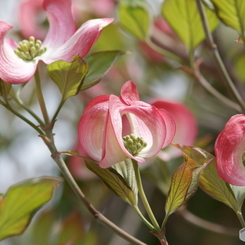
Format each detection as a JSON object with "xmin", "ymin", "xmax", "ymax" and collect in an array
[
  {"xmin": 165, "ymin": 160, "xmax": 205, "ymax": 216},
  {"xmin": 0, "ymin": 79, "xmax": 12, "ymax": 101},
  {"xmin": 175, "ymin": 145, "xmax": 241, "ymax": 212},
  {"xmin": 210, "ymin": 0, "xmax": 245, "ymax": 39},
  {"xmin": 161, "ymin": 0, "xmax": 218, "ymax": 51},
  {"xmin": 165, "ymin": 162, "xmax": 193, "ymax": 216},
  {"xmin": 118, "ymin": 0, "xmax": 152, "ymax": 40},
  {"xmin": 112, "ymin": 159, "xmax": 138, "ymax": 204},
  {"xmin": 47, "ymin": 56, "xmax": 88, "ymax": 101},
  {"xmin": 82, "ymin": 50, "xmax": 126, "ymax": 90},
  {"xmin": 234, "ymin": 54, "xmax": 245, "ymax": 81},
  {"xmin": 85, "ymin": 160, "xmax": 138, "ymax": 206},
  {"xmin": 230, "ymin": 185, "xmax": 245, "ymax": 211},
  {"xmin": 61, "ymin": 150, "xmax": 88, "ymax": 160},
  {"xmin": 0, "ymin": 177, "xmax": 62, "ymax": 241},
  {"xmin": 93, "ymin": 24, "xmax": 126, "ymax": 51}
]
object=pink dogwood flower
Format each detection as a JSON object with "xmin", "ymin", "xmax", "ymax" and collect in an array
[
  {"xmin": 151, "ymin": 100, "xmax": 197, "ymax": 161},
  {"xmin": 69, "ymin": 143, "xmax": 97, "ymax": 180},
  {"xmin": 0, "ymin": 0, "xmax": 113, "ymax": 84},
  {"xmin": 215, "ymin": 114, "xmax": 245, "ymax": 186},
  {"xmin": 78, "ymin": 81, "xmax": 176, "ymax": 168},
  {"xmin": 18, "ymin": 0, "xmax": 47, "ymax": 40}
]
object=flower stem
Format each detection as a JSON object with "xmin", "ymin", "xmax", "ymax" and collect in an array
[
  {"xmin": 132, "ymin": 159, "xmax": 161, "ymax": 233},
  {"xmin": 41, "ymin": 131, "xmax": 147, "ymax": 245},
  {"xmin": 32, "ymin": 68, "xmax": 147, "ymax": 245},
  {"xmin": 146, "ymin": 38, "xmax": 183, "ymax": 65},
  {"xmin": 237, "ymin": 211, "xmax": 245, "ymax": 228},
  {"xmin": 193, "ymin": 69, "xmax": 242, "ymax": 112},
  {"xmin": 195, "ymin": 0, "xmax": 245, "ymax": 113},
  {"xmin": 161, "ymin": 215, "xmax": 169, "ymax": 231},
  {"xmin": 34, "ymin": 69, "xmax": 50, "ymax": 125},
  {"xmin": 178, "ymin": 206, "xmax": 238, "ymax": 235},
  {"xmin": 51, "ymin": 99, "xmax": 66, "ymax": 122},
  {"xmin": 133, "ymin": 205, "xmax": 156, "ymax": 231},
  {"xmin": 2, "ymin": 102, "xmax": 44, "ymax": 135},
  {"xmin": 9, "ymin": 91, "xmax": 45, "ymax": 126}
]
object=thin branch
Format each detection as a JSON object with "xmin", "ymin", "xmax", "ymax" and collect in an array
[
  {"xmin": 34, "ymin": 69, "xmax": 50, "ymax": 125},
  {"xmin": 132, "ymin": 160, "xmax": 161, "ymax": 233},
  {"xmin": 41, "ymin": 132, "xmax": 147, "ymax": 245},
  {"xmin": 236, "ymin": 211, "xmax": 245, "ymax": 228},
  {"xmin": 150, "ymin": 26, "xmax": 188, "ymax": 64},
  {"xmin": 108, "ymin": 205, "xmax": 143, "ymax": 245},
  {"xmin": 1, "ymin": 102, "xmax": 44, "ymax": 135},
  {"xmin": 178, "ymin": 206, "xmax": 238, "ymax": 236},
  {"xmin": 9, "ymin": 92, "xmax": 45, "ymax": 126},
  {"xmin": 193, "ymin": 69, "xmax": 242, "ymax": 112},
  {"xmin": 146, "ymin": 38, "xmax": 183, "ymax": 65},
  {"xmin": 195, "ymin": 0, "xmax": 245, "ymax": 113}
]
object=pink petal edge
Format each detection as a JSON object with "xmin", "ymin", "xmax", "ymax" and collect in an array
[
  {"xmin": 43, "ymin": 0, "xmax": 77, "ymax": 49},
  {"xmin": 151, "ymin": 100, "xmax": 196, "ymax": 160},
  {"xmin": 78, "ymin": 96, "xmax": 110, "ymax": 162},
  {"xmin": 215, "ymin": 114, "xmax": 245, "ymax": 186},
  {"xmin": 120, "ymin": 81, "xmax": 140, "ymax": 104},
  {"xmin": 42, "ymin": 18, "xmax": 114, "ymax": 64},
  {"xmin": 0, "ymin": 21, "xmax": 37, "ymax": 84}
]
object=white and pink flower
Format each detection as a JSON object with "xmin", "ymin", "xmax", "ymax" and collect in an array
[
  {"xmin": 151, "ymin": 99, "xmax": 197, "ymax": 161},
  {"xmin": 78, "ymin": 81, "xmax": 176, "ymax": 168},
  {"xmin": 0, "ymin": 0, "xmax": 113, "ymax": 84},
  {"xmin": 215, "ymin": 114, "xmax": 245, "ymax": 186}
]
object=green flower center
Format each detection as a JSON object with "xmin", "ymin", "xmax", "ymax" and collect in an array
[
  {"xmin": 14, "ymin": 36, "xmax": 47, "ymax": 61},
  {"xmin": 123, "ymin": 134, "xmax": 147, "ymax": 156}
]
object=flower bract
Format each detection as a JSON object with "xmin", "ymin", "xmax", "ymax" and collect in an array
[
  {"xmin": 151, "ymin": 100, "xmax": 197, "ymax": 161},
  {"xmin": 78, "ymin": 81, "xmax": 176, "ymax": 168},
  {"xmin": 0, "ymin": 0, "xmax": 113, "ymax": 84},
  {"xmin": 215, "ymin": 114, "xmax": 245, "ymax": 186}
]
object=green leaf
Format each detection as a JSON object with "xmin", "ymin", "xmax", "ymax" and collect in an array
[
  {"xmin": 82, "ymin": 50, "xmax": 125, "ymax": 91},
  {"xmin": 165, "ymin": 162, "xmax": 193, "ymax": 216},
  {"xmin": 85, "ymin": 160, "xmax": 137, "ymax": 205},
  {"xmin": 185, "ymin": 163, "xmax": 209, "ymax": 202},
  {"xmin": 0, "ymin": 177, "xmax": 62, "ymax": 241},
  {"xmin": 230, "ymin": 185, "xmax": 245, "ymax": 210},
  {"xmin": 112, "ymin": 159, "xmax": 138, "ymax": 204},
  {"xmin": 0, "ymin": 79, "xmax": 12, "ymax": 100},
  {"xmin": 165, "ymin": 155, "xmax": 208, "ymax": 217},
  {"xmin": 174, "ymin": 144, "xmax": 239, "ymax": 212},
  {"xmin": 61, "ymin": 150, "xmax": 89, "ymax": 161},
  {"xmin": 161, "ymin": 0, "xmax": 218, "ymax": 51},
  {"xmin": 210, "ymin": 0, "xmax": 245, "ymax": 38},
  {"xmin": 48, "ymin": 56, "xmax": 89, "ymax": 101},
  {"xmin": 92, "ymin": 24, "xmax": 126, "ymax": 51},
  {"xmin": 118, "ymin": 0, "xmax": 152, "ymax": 40},
  {"xmin": 234, "ymin": 54, "xmax": 245, "ymax": 81}
]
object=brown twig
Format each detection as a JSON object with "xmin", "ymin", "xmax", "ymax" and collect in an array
[
  {"xmin": 41, "ymin": 132, "xmax": 147, "ymax": 245},
  {"xmin": 195, "ymin": 0, "xmax": 245, "ymax": 113}
]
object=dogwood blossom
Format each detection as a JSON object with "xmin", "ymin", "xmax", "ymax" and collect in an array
[
  {"xmin": 0, "ymin": 0, "xmax": 113, "ymax": 84},
  {"xmin": 78, "ymin": 81, "xmax": 176, "ymax": 168},
  {"xmin": 151, "ymin": 100, "xmax": 197, "ymax": 161},
  {"xmin": 215, "ymin": 114, "xmax": 245, "ymax": 186}
]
